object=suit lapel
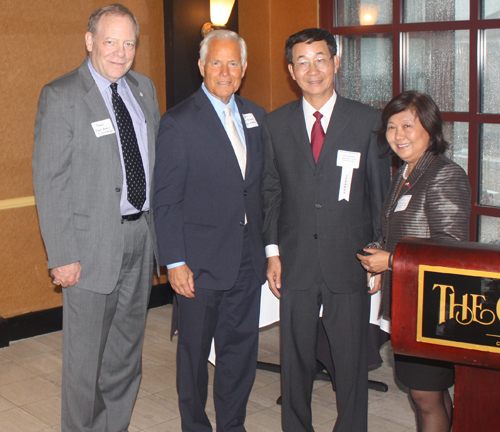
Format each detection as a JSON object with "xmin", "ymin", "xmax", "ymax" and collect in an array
[
  {"xmin": 195, "ymin": 89, "xmax": 245, "ymax": 181},
  {"xmin": 79, "ymin": 61, "xmax": 122, "ymax": 186},
  {"xmin": 317, "ymin": 95, "xmax": 350, "ymax": 163},
  {"xmin": 386, "ymin": 151, "xmax": 437, "ymax": 215},
  {"xmin": 236, "ymin": 96, "xmax": 255, "ymax": 180},
  {"xmin": 287, "ymin": 99, "xmax": 316, "ymax": 170},
  {"xmin": 80, "ymin": 62, "xmax": 114, "ymax": 127},
  {"xmin": 404, "ymin": 151, "xmax": 435, "ymax": 192}
]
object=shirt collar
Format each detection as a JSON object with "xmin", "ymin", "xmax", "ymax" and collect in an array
[
  {"xmin": 302, "ymin": 91, "xmax": 337, "ymax": 120},
  {"xmin": 87, "ymin": 57, "xmax": 127, "ymax": 92},
  {"xmin": 201, "ymin": 83, "xmax": 237, "ymax": 116}
]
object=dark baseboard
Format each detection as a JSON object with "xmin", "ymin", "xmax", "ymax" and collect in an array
[{"xmin": 0, "ymin": 283, "xmax": 174, "ymax": 348}]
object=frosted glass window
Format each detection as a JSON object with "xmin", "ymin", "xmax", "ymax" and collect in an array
[
  {"xmin": 443, "ymin": 122, "xmax": 468, "ymax": 174},
  {"xmin": 480, "ymin": 124, "xmax": 500, "ymax": 207},
  {"xmin": 482, "ymin": 0, "xmax": 500, "ymax": 19},
  {"xmin": 404, "ymin": 0, "xmax": 469, "ymax": 22},
  {"xmin": 337, "ymin": 0, "xmax": 392, "ymax": 26},
  {"xmin": 479, "ymin": 216, "xmax": 500, "ymax": 244},
  {"xmin": 481, "ymin": 29, "xmax": 500, "ymax": 114},
  {"xmin": 336, "ymin": 34, "xmax": 393, "ymax": 109},
  {"xmin": 403, "ymin": 30, "xmax": 469, "ymax": 112}
]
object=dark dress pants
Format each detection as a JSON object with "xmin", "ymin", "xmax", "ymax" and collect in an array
[
  {"xmin": 280, "ymin": 271, "xmax": 369, "ymax": 432},
  {"xmin": 176, "ymin": 231, "xmax": 261, "ymax": 432}
]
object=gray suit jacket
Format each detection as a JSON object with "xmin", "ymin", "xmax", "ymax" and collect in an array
[
  {"xmin": 377, "ymin": 151, "xmax": 471, "ymax": 318},
  {"xmin": 33, "ymin": 60, "xmax": 160, "ymax": 294},
  {"xmin": 262, "ymin": 95, "xmax": 391, "ymax": 293}
]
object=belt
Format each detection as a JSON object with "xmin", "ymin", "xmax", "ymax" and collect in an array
[{"xmin": 122, "ymin": 211, "xmax": 144, "ymax": 221}]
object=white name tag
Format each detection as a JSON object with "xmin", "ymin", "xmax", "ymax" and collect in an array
[
  {"xmin": 395, "ymin": 195, "xmax": 412, "ymax": 212},
  {"xmin": 336, "ymin": 150, "xmax": 361, "ymax": 202},
  {"xmin": 242, "ymin": 113, "xmax": 259, "ymax": 128},
  {"xmin": 91, "ymin": 119, "xmax": 115, "ymax": 137}
]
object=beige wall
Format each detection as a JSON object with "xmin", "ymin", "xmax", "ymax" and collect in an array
[
  {"xmin": 0, "ymin": 0, "xmax": 166, "ymax": 318},
  {"xmin": 0, "ymin": 0, "xmax": 317, "ymax": 319},
  {"xmin": 239, "ymin": 0, "xmax": 318, "ymax": 112}
]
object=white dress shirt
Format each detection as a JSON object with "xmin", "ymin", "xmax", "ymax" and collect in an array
[{"xmin": 265, "ymin": 92, "xmax": 337, "ymax": 258}]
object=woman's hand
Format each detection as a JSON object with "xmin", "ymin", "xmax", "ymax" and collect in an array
[
  {"xmin": 357, "ymin": 249, "xmax": 392, "ymax": 274},
  {"xmin": 367, "ymin": 272, "xmax": 382, "ymax": 294}
]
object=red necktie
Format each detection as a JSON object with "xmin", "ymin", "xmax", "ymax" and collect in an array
[{"xmin": 311, "ymin": 111, "xmax": 325, "ymax": 163}]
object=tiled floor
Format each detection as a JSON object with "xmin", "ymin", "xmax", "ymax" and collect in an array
[{"xmin": 0, "ymin": 305, "xmax": 421, "ymax": 431}]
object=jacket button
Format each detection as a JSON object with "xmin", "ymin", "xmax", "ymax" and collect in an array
[
  {"xmin": 315, "ymin": 203, "xmax": 322, "ymax": 208},
  {"xmin": 313, "ymin": 234, "xmax": 318, "ymax": 239},
  {"xmin": 243, "ymin": 190, "xmax": 248, "ymax": 196},
  {"xmin": 115, "ymin": 187, "xmax": 121, "ymax": 192}
]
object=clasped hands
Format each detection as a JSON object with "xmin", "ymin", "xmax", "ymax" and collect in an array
[{"xmin": 356, "ymin": 249, "xmax": 391, "ymax": 294}]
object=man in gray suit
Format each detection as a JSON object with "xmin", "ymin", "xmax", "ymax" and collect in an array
[
  {"xmin": 32, "ymin": 4, "xmax": 160, "ymax": 431},
  {"xmin": 262, "ymin": 28, "xmax": 390, "ymax": 431}
]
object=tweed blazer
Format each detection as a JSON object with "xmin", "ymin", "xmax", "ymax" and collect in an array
[
  {"xmin": 376, "ymin": 151, "xmax": 471, "ymax": 319},
  {"xmin": 33, "ymin": 60, "xmax": 160, "ymax": 294}
]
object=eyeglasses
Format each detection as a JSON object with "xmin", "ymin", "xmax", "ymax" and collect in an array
[{"xmin": 293, "ymin": 57, "xmax": 333, "ymax": 72}]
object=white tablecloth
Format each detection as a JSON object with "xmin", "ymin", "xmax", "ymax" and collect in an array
[{"xmin": 209, "ymin": 283, "xmax": 390, "ymax": 364}]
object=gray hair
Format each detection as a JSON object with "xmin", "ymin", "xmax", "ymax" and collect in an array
[
  {"xmin": 88, "ymin": 3, "xmax": 139, "ymax": 40},
  {"xmin": 199, "ymin": 30, "xmax": 247, "ymax": 65}
]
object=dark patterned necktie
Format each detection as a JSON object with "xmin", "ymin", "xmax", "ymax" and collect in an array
[
  {"xmin": 110, "ymin": 82, "xmax": 146, "ymax": 211},
  {"xmin": 311, "ymin": 111, "xmax": 325, "ymax": 163}
]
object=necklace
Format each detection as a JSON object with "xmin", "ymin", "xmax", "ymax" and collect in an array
[{"xmin": 402, "ymin": 163, "xmax": 409, "ymax": 180}]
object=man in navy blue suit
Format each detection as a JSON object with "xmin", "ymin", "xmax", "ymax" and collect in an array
[{"xmin": 153, "ymin": 30, "xmax": 266, "ymax": 432}]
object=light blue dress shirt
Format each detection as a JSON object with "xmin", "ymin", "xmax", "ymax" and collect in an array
[{"xmin": 88, "ymin": 58, "xmax": 150, "ymax": 215}]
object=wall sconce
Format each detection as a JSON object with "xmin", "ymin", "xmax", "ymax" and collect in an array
[
  {"xmin": 359, "ymin": 4, "xmax": 379, "ymax": 26},
  {"xmin": 201, "ymin": 0, "xmax": 236, "ymax": 37}
]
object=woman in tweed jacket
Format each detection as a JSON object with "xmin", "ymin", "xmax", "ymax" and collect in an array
[{"xmin": 357, "ymin": 92, "xmax": 471, "ymax": 432}]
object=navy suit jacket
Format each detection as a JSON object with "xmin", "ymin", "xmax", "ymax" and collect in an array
[{"xmin": 154, "ymin": 88, "xmax": 267, "ymax": 290}]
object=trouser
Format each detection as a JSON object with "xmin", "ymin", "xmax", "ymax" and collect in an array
[
  {"xmin": 280, "ymin": 270, "xmax": 369, "ymax": 432},
  {"xmin": 61, "ymin": 215, "xmax": 153, "ymax": 432},
  {"xmin": 176, "ymin": 230, "xmax": 261, "ymax": 432}
]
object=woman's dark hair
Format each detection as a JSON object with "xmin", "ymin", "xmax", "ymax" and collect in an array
[{"xmin": 377, "ymin": 91, "xmax": 449, "ymax": 157}]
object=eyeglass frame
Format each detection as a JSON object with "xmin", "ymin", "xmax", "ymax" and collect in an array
[{"xmin": 292, "ymin": 57, "xmax": 334, "ymax": 72}]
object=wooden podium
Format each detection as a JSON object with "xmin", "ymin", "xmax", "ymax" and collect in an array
[{"xmin": 392, "ymin": 238, "xmax": 500, "ymax": 432}]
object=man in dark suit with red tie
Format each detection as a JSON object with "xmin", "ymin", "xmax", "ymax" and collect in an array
[
  {"xmin": 154, "ymin": 30, "xmax": 266, "ymax": 432},
  {"xmin": 262, "ymin": 28, "xmax": 390, "ymax": 432}
]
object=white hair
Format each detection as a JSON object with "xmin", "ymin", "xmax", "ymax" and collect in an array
[{"xmin": 199, "ymin": 30, "xmax": 247, "ymax": 64}]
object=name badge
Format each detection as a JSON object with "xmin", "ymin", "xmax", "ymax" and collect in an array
[
  {"xmin": 242, "ymin": 113, "xmax": 259, "ymax": 128},
  {"xmin": 336, "ymin": 150, "xmax": 361, "ymax": 201},
  {"xmin": 91, "ymin": 119, "xmax": 115, "ymax": 137},
  {"xmin": 395, "ymin": 195, "xmax": 412, "ymax": 212}
]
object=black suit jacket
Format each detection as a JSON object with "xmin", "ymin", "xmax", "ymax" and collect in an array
[
  {"xmin": 262, "ymin": 94, "xmax": 391, "ymax": 293},
  {"xmin": 154, "ymin": 88, "xmax": 266, "ymax": 290}
]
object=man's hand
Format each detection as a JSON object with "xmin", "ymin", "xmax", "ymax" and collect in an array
[
  {"xmin": 168, "ymin": 264, "xmax": 195, "ymax": 298},
  {"xmin": 266, "ymin": 256, "xmax": 282, "ymax": 299},
  {"xmin": 51, "ymin": 262, "xmax": 82, "ymax": 288}
]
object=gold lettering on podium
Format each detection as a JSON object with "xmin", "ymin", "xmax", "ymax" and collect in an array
[
  {"xmin": 433, "ymin": 285, "xmax": 496, "ymax": 326},
  {"xmin": 417, "ymin": 265, "xmax": 500, "ymax": 353}
]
